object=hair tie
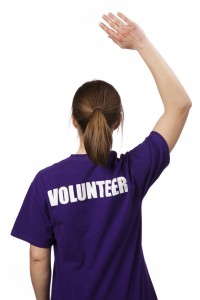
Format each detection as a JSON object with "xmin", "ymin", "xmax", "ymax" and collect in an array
[{"xmin": 93, "ymin": 107, "xmax": 102, "ymax": 113}]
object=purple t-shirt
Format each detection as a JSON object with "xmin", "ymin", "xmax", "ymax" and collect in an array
[{"xmin": 11, "ymin": 131, "xmax": 170, "ymax": 300}]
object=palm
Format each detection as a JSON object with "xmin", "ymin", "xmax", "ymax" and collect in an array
[{"xmin": 99, "ymin": 12, "xmax": 147, "ymax": 51}]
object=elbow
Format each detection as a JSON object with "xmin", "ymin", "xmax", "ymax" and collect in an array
[
  {"xmin": 183, "ymin": 97, "xmax": 192, "ymax": 114},
  {"xmin": 186, "ymin": 96, "xmax": 192, "ymax": 109},
  {"xmin": 179, "ymin": 96, "xmax": 192, "ymax": 113},
  {"xmin": 165, "ymin": 96, "xmax": 192, "ymax": 114}
]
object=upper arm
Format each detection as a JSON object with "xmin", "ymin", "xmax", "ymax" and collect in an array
[
  {"xmin": 153, "ymin": 104, "xmax": 191, "ymax": 153},
  {"xmin": 127, "ymin": 131, "xmax": 170, "ymax": 198},
  {"xmin": 30, "ymin": 244, "xmax": 51, "ymax": 261}
]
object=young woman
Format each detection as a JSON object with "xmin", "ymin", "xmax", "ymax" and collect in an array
[{"xmin": 11, "ymin": 12, "xmax": 192, "ymax": 300}]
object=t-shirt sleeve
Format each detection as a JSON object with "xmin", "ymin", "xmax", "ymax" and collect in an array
[
  {"xmin": 11, "ymin": 172, "xmax": 55, "ymax": 248},
  {"xmin": 126, "ymin": 131, "xmax": 170, "ymax": 198}
]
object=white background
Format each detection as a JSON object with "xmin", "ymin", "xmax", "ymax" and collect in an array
[{"xmin": 1, "ymin": 0, "xmax": 200, "ymax": 299}]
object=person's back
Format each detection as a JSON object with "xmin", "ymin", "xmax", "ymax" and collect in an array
[{"xmin": 11, "ymin": 12, "xmax": 192, "ymax": 300}]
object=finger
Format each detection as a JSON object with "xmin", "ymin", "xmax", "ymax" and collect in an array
[
  {"xmin": 102, "ymin": 14, "xmax": 124, "ymax": 33},
  {"xmin": 107, "ymin": 12, "xmax": 127, "ymax": 29},
  {"xmin": 112, "ymin": 38, "xmax": 124, "ymax": 49},
  {"xmin": 117, "ymin": 12, "xmax": 132, "ymax": 26},
  {"xmin": 99, "ymin": 22, "xmax": 118, "ymax": 39}
]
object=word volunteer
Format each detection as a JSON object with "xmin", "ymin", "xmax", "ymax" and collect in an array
[{"xmin": 47, "ymin": 176, "xmax": 128, "ymax": 206}]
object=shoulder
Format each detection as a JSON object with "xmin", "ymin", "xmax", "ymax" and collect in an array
[
  {"xmin": 107, "ymin": 131, "xmax": 169, "ymax": 166},
  {"xmin": 33, "ymin": 156, "xmax": 72, "ymax": 186},
  {"xmin": 125, "ymin": 131, "xmax": 169, "ymax": 158},
  {"xmin": 120, "ymin": 131, "xmax": 170, "ymax": 196},
  {"xmin": 118, "ymin": 131, "xmax": 170, "ymax": 175}
]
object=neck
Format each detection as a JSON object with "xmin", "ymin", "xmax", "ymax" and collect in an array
[
  {"xmin": 76, "ymin": 137, "xmax": 86, "ymax": 154},
  {"xmin": 76, "ymin": 147, "xmax": 86, "ymax": 154}
]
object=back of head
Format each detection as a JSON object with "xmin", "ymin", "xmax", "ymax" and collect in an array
[{"xmin": 72, "ymin": 80, "xmax": 124, "ymax": 166}]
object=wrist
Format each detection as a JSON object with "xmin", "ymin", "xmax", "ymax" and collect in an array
[{"xmin": 137, "ymin": 38, "xmax": 153, "ymax": 54}]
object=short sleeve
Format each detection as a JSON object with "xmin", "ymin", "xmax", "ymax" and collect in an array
[
  {"xmin": 11, "ymin": 172, "xmax": 55, "ymax": 248},
  {"xmin": 126, "ymin": 131, "xmax": 170, "ymax": 198}
]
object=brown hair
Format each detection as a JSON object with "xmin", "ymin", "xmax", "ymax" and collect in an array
[{"xmin": 72, "ymin": 80, "xmax": 124, "ymax": 166}]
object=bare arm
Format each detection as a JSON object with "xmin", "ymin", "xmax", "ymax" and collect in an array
[
  {"xmin": 30, "ymin": 245, "xmax": 51, "ymax": 300},
  {"xmin": 99, "ymin": 12, "xmax": 192, "ymax": 152}
]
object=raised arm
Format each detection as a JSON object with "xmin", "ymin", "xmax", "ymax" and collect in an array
[{"xmin": 99, "ymin": 12, "xmax": 192, "ymax": 152}]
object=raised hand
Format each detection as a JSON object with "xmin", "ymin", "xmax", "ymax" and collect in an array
[
  {"xmin": 99, "ymin": 12, "xmax": 148, "ymax": 51},
  {"xmin": 99, "ymin": 12, "xmax": 192, "ymax": 153}
]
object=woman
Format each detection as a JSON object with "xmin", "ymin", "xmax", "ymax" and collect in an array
[{"xmin": 11, "ymin": 12, "xmax": 192, "ymax": 300}]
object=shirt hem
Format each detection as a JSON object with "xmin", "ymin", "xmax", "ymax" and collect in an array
[{"xmin": 10, "ymin": 230, "xmax": 53, "ymax": 248}]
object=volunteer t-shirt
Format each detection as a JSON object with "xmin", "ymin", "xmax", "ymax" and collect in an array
[{"xmin": 11, "ymin": 131, "xmax": 170, "ymax": 300}]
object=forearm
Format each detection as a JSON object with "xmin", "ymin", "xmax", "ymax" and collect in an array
[
  {"xmin": 138, "ymin": 39, "xmax": 192, "ymax": 110},
  {"xmin": 30, "ymin": 259, "xmax": 51, "ymax": 300}
]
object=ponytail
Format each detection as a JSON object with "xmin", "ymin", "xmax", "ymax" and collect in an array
[
  {"xmin": 72, "ymin": 80, "xmax": 123, "ymax": 167},
  {"xmin": 84, "ymin": 108, "xmax": 112, "ymax": 166}
]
